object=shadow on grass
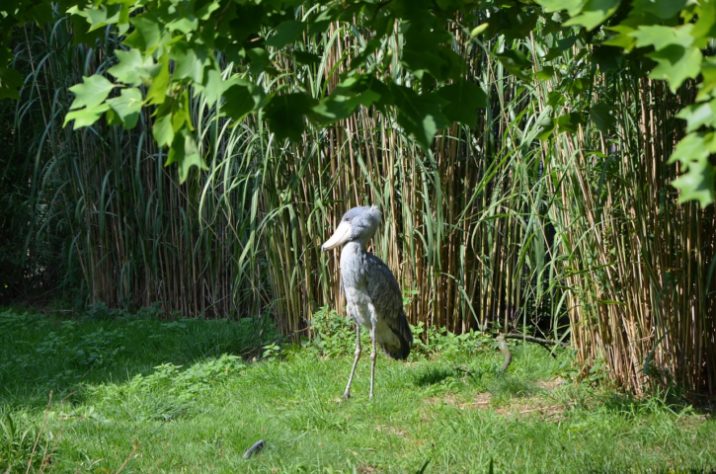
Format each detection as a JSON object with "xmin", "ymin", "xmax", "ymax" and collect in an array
[
  {"xmin": 602, "ymin": 390, "xmax": 716, "ymax": 418},
  {"xmin": 412, "ymin": 365, "xmax": 458, "ymax": 387},
  {"xmin": 0, "ymin": 308, "xmax": 278, "ymax": 408},
  {"xmin": 410, "ymin": 363, "xmax": 488, "ymax": 386},
  {"xmin": 488, "ymin": 376, "xmax": 537, "ymax": 399}
]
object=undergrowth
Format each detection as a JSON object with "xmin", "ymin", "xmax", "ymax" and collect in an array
[
  {"xmin": 0, "ymin": 408, "xmax": 53, "ymax": 472},
  {"xmin": 85, "ymin": 355, "xmax": 247, "ymax": 422},
  {"xmin": 308, "ymin": 305, "xmax": 495, "ymax": 360}
]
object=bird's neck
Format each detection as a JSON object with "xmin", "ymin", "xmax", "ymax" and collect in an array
[
  {"xmin": 341, "ymin": 240, "xmax": 366, "ymax": 256},
  {"xmin": 340, "ymin": 241, "xmax": 368, "ymax": 284},
  {"xmin": 340, "ymin": 241, "xmax": 367, "ymax": 265}
]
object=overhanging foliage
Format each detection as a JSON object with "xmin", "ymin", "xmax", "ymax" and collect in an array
[{"xmin": 2, "ymin": 1, "xmax": 716, "ymax": 204}]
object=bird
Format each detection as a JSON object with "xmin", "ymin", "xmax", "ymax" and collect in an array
[{"xmin": 321, "ymin": 205, "xmax": 412, "ymax": 400}]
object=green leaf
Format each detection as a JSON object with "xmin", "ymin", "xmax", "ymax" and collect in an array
[
  {"xmin": 72, "ymin": 4, "xmax": 122, "ymax": 32},
  {"xmin": 125, "ymin": 16, "xmax": 162, "ymax": 52},
  {"xmin": 152, "ymin": 112, "xmax": 174, "ymax": 147},
  {"xmin": 631, "ymin": 25, "xmax": 693, "ymax": 51},
  {"xmin": 196, "ymin": 0, "xmax": 220, "ymax": 20},
  {"xmin": 294, "ymin": 50, "xmax": 321, "ymax": 67},
  {"xmin": 592, "ymin": 45, "xmax": 624, "ymax": 72},
  {"xmin": 564, "ymin": 0, "xmax": 620, "ymax": 31},
  {"xmin": 167, "ymin": 17, "xmax": 198, "ymax": 34},
  {"xmin": 676, "ymin": 102, "xmax": 716, "ymax": 133},
  {"xmin": 68, "ymin": 75, "xmax": 116, "ymax": 110},
  {"xmin": 672, "ymin": 159, "xmax": 716, "ymax": 206},
  {"xmin": 470, "ymin": 23, "xmax": 488, "ymax": 37},
  {"xmin": 589, "ymin": 102, "xmax": 614, "ymax": 132},
  {"xmin": 265, "ymin": 93, "xmax": 316, "ymax": 141},
  {"xmin": 170, "ymin": 45, "xmax": 206, "ymax": 83},
  {"xmin": 63, "ymin": 74, "xmax": 116, "ymax": 128},
  {"xmin": 536, "ymin": 109, "xmax": 556, "ymax": 140},
  {"xmin": 631, "ymin": 25, "xmax": 701, "ymax": 92},
  {"xmin": 648, "ymin": 45, "xmax": 702, "ymax": 93},
  {"xmin": 603, "ymin": 25, "xmax": 636, "ymax": 51},
  {"xmin": 0, "ymin": 66, "xmax": 23, "ymax": 99},
  {"xmin": 246, "ymin": 48, "xmax": 270, "ymax": 76},
  {"xmin": 266, "ymin": 20, "xmax": 304, "ymax": 48},
  {"xmin": 312, "ymin": 74, "xmax": 381, "ymax": 122},
  {"xmin": 172, "ymin": 92, "xmax": 193, "ymax": 132},
  {"xmin": 63, "ymin": 103, "xmax": 110, "ymax": 129},
  {"xmin": 487, "ymin": 8, "xmax": 539, "ymax": 39},
  {"xmin": 392, "ymin": 85, "xmax": 448, "ymax": 149},
  {"xmin": 555, "ymin": 112, "xmax": 584, "ymax": 132},
  {"xmin": 401, "ymin": 21, "xmax": 463, "ymax": 81},
  {"xmin": 201, "ymin": 69, "xmax": 226, "ymax": 106},
  {"xmin": 535, "ymin": 0, "xmax": 585, "ymax": 15},
  {"xmin": 398, "ymin": 112, "xmax": 438, "ymax": 150},
  {"xmin": 545, "ymin": 35, "xmax": 579, "ymax": 60},
  {"xmin": 693, "ymin": 1, "xmax": 716, "ymax": 42},
  {"xmin": 147, "ymin": 55, "xmax": 170, "ymax": 105},
  {"xmin": 496, "ymin": 49, "xmax": 532, "ymax": 79},
  {"xmin": 434, "ymin": 81, "xmax": 487, "ymax": 128},
  {"xmin": 166, "ymin": 131, "xmax": 207, "ymax": 183},
  {"xmin": 668, "ymin": 132, "xmax": 716, "ymax": 205},
  {"xmin": 536, "ymin": 66, "xmax": 555, "ymax": 81},
  {"xmin": 106, "ymin": 87, "xmax": 143, "ymax": 129},
  {"xmin": 313, "ymin": 91, "xmax": 379, "ymax": 122},
  {"xmin": 179, "ymin": 135, "xmax": 206, "ymax": 183},
  {"xmin": 631, "ymin": 0, "xmax": 685, "ymax": 20},
  {"xmin": 698, "ymin": 56, "xmax": 716, "ymax": 101},
  {"xmin": 108, "ymin": 50, "xmax": 156, "ymax": 86},
  {"xmin": 667, "ymin": 132, "xmax": 713, "ymax": 165},
  {"xmin": 222, "ymin": 83, "xmax": 256, "ymax": 120}
]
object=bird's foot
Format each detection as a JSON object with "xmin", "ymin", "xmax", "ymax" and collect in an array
[{"xmin": 341, "ymin": 391, "xmax": 351, "ymax": 400}]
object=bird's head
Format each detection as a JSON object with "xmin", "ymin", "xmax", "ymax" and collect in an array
[{"xmin": 321, "ymin": 205, "xmax": 382, "ymax": 251}]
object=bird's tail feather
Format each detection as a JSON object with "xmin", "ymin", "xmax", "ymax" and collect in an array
[{"xmin": 380, "ymin": 309, "xmax": 412, "ymax": 360}]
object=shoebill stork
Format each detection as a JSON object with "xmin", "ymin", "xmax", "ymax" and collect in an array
[{"xmin": 321, "ymin": 205, "xmax": 412, "ymax": 399}]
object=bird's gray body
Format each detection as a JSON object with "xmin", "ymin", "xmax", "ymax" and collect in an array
[
  {"xmin": 340, "ymin": 241, "xmax": 411, "ymax": 359},
  {"xmin": 321, "ymin": 205, "xmax": 412, "ymax": 399}
]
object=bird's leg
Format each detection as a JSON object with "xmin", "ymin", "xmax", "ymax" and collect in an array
[
  {"xmin": 369, "ymin": 314, "xmax": 377, "ymax": 400},
  {"xmin": 343, "ymin": 321, "xmax": 361, "ymax": 399}
]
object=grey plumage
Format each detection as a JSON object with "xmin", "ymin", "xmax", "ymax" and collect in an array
[{"xmin": 321, "ymin": 205, "xmax": 413, "ymax": 399}]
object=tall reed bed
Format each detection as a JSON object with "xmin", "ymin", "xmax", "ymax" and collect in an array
[
  {"xmin": 219, "ymin": 23, "xmax": 556, "ymax": 336},
  {"xmin": 535, "ymin": 44, "xmax": 716, "ymax": 394},
  {"xmin": 11, "ymin": 20, "xmax": 267, "ymax": 317},
  {"xmin": 11, "ymin": 16, "xmax": 553, "ymax": 337}
]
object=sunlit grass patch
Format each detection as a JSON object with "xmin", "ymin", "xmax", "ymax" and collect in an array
[{"xmin": 1, "ymin": 308, "xmax": 715, "ymax": 472}]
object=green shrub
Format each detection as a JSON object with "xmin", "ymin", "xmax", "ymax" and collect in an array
[
  {"xmin": 308, "ymin": 306, "xmax": 494, "ymax": 360},
  {"xmin": 309, "ymin": 306, "xmax": 354, "ymax": 357},
  {"xmin": 85, "ymin": 354, "xmax": 246, "ymax": 422},
  {"xmin": 410, "ymin": 321, "xmax": 494, "ymax": 360}
]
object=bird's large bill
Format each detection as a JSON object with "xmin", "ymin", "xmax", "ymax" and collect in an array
[{"xmin": 321, "ymin": 221, "xmax": 352, "ymax": 250}]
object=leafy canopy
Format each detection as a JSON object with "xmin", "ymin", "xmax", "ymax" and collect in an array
[
  {"xmin": 62, "ymin": 0, "xmax": 490, "ymax": 168},
  {"xmin": 3, "ymin": 0, "xmax": 716, "ymax": 205}
]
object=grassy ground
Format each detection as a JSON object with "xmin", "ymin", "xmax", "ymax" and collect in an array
[{"xmin": 1, "ymin": 308, "xmax": 715, "ymax": 473}]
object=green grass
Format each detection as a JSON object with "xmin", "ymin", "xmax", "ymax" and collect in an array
[{"xmin": 1, "ymin": 308, "xmax": 715, "ymax": 473}]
